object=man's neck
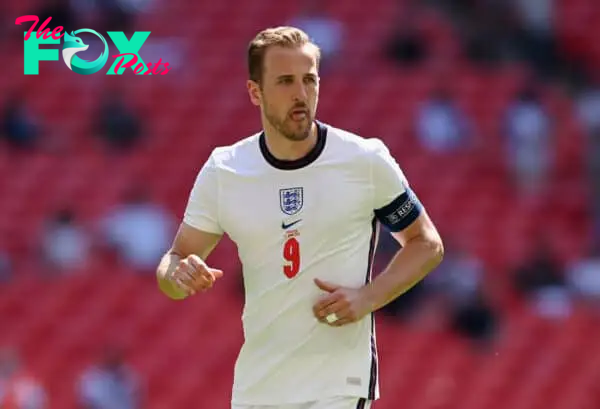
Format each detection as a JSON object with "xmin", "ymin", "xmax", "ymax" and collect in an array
[{"xmin": 263, "ymin": 121, "xmax": 318, "ymax": 161}]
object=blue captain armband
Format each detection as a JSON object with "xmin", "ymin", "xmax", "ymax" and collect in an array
[{"xmin": 374, "ymin": 188, "xmax": 423, "ymax": 232}]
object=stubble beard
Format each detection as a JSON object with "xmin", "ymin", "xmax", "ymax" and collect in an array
[{"xmin": 263, "ymin": 104, "xmax": 312, "ymax": 142}]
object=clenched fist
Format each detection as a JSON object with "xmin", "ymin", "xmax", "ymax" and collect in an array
[{"xmin": 169, "ymin": 255, "xmax": 223, "ymax": 296}]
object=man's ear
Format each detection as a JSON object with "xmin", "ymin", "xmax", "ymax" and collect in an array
[{"xmin": 247, "ymin": 80, "xmax": 261, "ymax": 107}]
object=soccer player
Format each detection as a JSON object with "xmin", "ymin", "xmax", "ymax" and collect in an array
[{"xmin": 156, "ymin": 26, "xmax": 444, "ymax": 409}]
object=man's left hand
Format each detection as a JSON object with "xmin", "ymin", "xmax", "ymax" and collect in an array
[{"xmin": 312, "ymin": 278, "xmax": 373, "ymax": 326}]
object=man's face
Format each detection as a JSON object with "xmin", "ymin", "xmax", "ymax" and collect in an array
[{"xmin": 248, "ymin": 44, "xmax": 319, "ymax": 141}]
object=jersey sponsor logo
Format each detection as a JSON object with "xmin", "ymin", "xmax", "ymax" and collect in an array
[
  {"xmin": 279, "ymin": 187, "xmax": 304, "ymax": 215},
  {"xmin": 281, "ymin": 219, "xmax": 302, "ymax": 229}
]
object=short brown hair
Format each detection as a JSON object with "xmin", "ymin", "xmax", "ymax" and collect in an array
[{"xmin": 247, "ymin": 26, "xmax": 320, "ymax": 84}]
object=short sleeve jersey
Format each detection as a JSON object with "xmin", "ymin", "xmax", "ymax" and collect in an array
[{"xmin": 183, "ymin": 121, "xmax": 423, "ymax": 405}]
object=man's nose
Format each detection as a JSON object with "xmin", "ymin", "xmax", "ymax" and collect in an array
[{"xmin": 293, "ymin": 83, "xmax": 308, "ymax": 102}]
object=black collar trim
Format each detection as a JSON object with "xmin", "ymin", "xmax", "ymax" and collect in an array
[{"xmin": 259, "ymin": 121, "xmax": 327, "ymax": 171}]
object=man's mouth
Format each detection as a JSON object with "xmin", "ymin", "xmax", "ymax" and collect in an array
[{"xmin": 290, "ymin": 108, "xmax": 308, "ymax": 121}]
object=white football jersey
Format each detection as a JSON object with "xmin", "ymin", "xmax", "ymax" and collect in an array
[{"xmin": 183, "ymin": 121, "xmax": 424, "ymax": 405}]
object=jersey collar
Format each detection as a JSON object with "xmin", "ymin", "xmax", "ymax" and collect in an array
[{"xmin": 259, "ymin": 120, "xmax": 327, "ymax": 171}]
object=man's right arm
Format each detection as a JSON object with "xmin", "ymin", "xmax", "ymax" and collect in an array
[
  {"xmin": 159, "ymin": 150, "xmax": 224, "ymax": 299},
  {"xmin": 157, "ymin": 222, "xmax": 223, "ymax": 300}
]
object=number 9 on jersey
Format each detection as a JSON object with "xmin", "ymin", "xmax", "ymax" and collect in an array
[{"xmin": 283, "ymin": 237, "xmax": 300, "ymax": 278}]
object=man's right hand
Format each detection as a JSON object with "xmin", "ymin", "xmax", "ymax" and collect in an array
[{"xmin": 169, "ymin": 255, "xmax": 224, "ymax": 296}]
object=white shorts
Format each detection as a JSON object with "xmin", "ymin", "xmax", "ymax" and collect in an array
[{"xmin": 232, "ymin": 397, "xmax": 372, "ymax": 409}]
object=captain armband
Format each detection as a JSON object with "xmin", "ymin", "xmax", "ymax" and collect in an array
[{"xmin": 374, "ymin": 188, "xmax": 423, "ymax": 232}]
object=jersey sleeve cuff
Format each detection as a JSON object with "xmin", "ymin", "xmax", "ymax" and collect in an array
[
  {"xmin": 183, "ymin": 216, "xmax": 223, "ymax": 235},
  {"xmin": 374, "ymin": 188, "xmax": 423, "ymax": 232}
]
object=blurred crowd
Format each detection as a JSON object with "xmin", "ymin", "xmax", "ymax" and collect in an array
[
  {"xmin": 0, "ymin": 344, "xmax": 141, "ymax": 409},
  {"xmin": 374, "ymin": 0, "xmax": 600, "ymax": 348},
  {"xmin": 0, "ymin": 85, "xmax": 175, "ymax": 278},
  {"xmin": 2, "ymin": 0, "xmax": 600, "ymax": 408}
]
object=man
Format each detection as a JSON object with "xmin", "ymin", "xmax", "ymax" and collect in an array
[{"xmin": 156, "ymin": 26, "xmax": 444, "ymax": 409}]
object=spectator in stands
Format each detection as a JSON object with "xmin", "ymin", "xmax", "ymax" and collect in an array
[
  {"xmin": 426, "ymin": 240, "xmax": 498, "ymax": 347},
  {"xmin": 512, "ymin": 0, "xmax": 554, "ymax": 41},
  {"xmin": 381, "ymin": 237, "xmax": 497, "ymax": 341},
  {"xmin": 288, "ymin": 1, "xmax": 344, "ymax": 71},
  {"xmin": 461, "ymin": 1, "xmax": 518, "ymax": 66},
  {"xmin": 95, "ymin": 90, "xmax": 143, "ymax": 153},
  {"xmin": 425, "ymin": 240, "xmax": 484, "ymax": 307},
  {"xmin": 2, "ymin": 92, "xmax": 40, "ymax": 150},
  {"xmin": 384, "ymin": 4, "xmax": 428, "ymax": 67},
  {"xmin": 511, "ymin": 0, "xmax": 560, "ymax": 79},
  {"xmin": 588, "ymin": 129, "xmax": 600, "ymax": 226},
  {"xmin": 0, "ymin": 347, "xmax": 47, "ymax": 409},
  {"xmin": 99, "ymin": 185, "xmax": 175, "ymax": 273},
  {"xmin": 576, "ymin": 77, "xmax": 600, "ymax": 136},
  {"xmin": 416, "ymin": 86, "xmax": 473, "ymax": 153},
  {"xmin": 503, "ymin": 83, "xmax": 553, "ymax": 199},
  {"xmin": 78, "ymin": 345, "xmax": 142, "ymax": 409},
  {"xmin": 97, "ymin": 0, "xmax": 136, "ymax": 34},
  {"xmin": 567, "ymin": 244, "xmax": 600, "ymax": 313},
  {"xmin": 512, "ymin": 237, "xmax": 571, "ymax": 319},
  {"xmin": 40, "ymin": 208, "xmax": 91, "ymax": 275},
  {"xmin": 33, "ymin": 0, "xmax": 76, "ymax": 34},
  {"xmin": 381, "ymin": 280, "xmax": 430, "ymax": 325},
  {"xmin": 575, "ymin": 77, "xmax": 600, "ymax": 221},
  {"xmin": 451, "ymin": 290, "xmax": 497, "ymax": 348}
]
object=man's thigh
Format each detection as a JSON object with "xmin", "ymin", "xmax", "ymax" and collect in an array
[{"xmin": 232, "ymin": 397, "xmax": 372, "ymax": 409}]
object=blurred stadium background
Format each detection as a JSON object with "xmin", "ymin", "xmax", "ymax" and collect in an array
[{"xmin": 1, "ymin": 0, "xmax": 600, "ymax": 408}]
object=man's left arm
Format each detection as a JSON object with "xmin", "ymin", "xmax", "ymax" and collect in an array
[
  {"xmin": 365, "ymin": 139, "xmax": 444, "ymax": 312},
  {"xmin": 313, "ymin": 139, "xmax": 443, "ymax": 326},
  {"xmin": 363, "ymin": 212, "xmax": 443, "ymax": 312}
]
